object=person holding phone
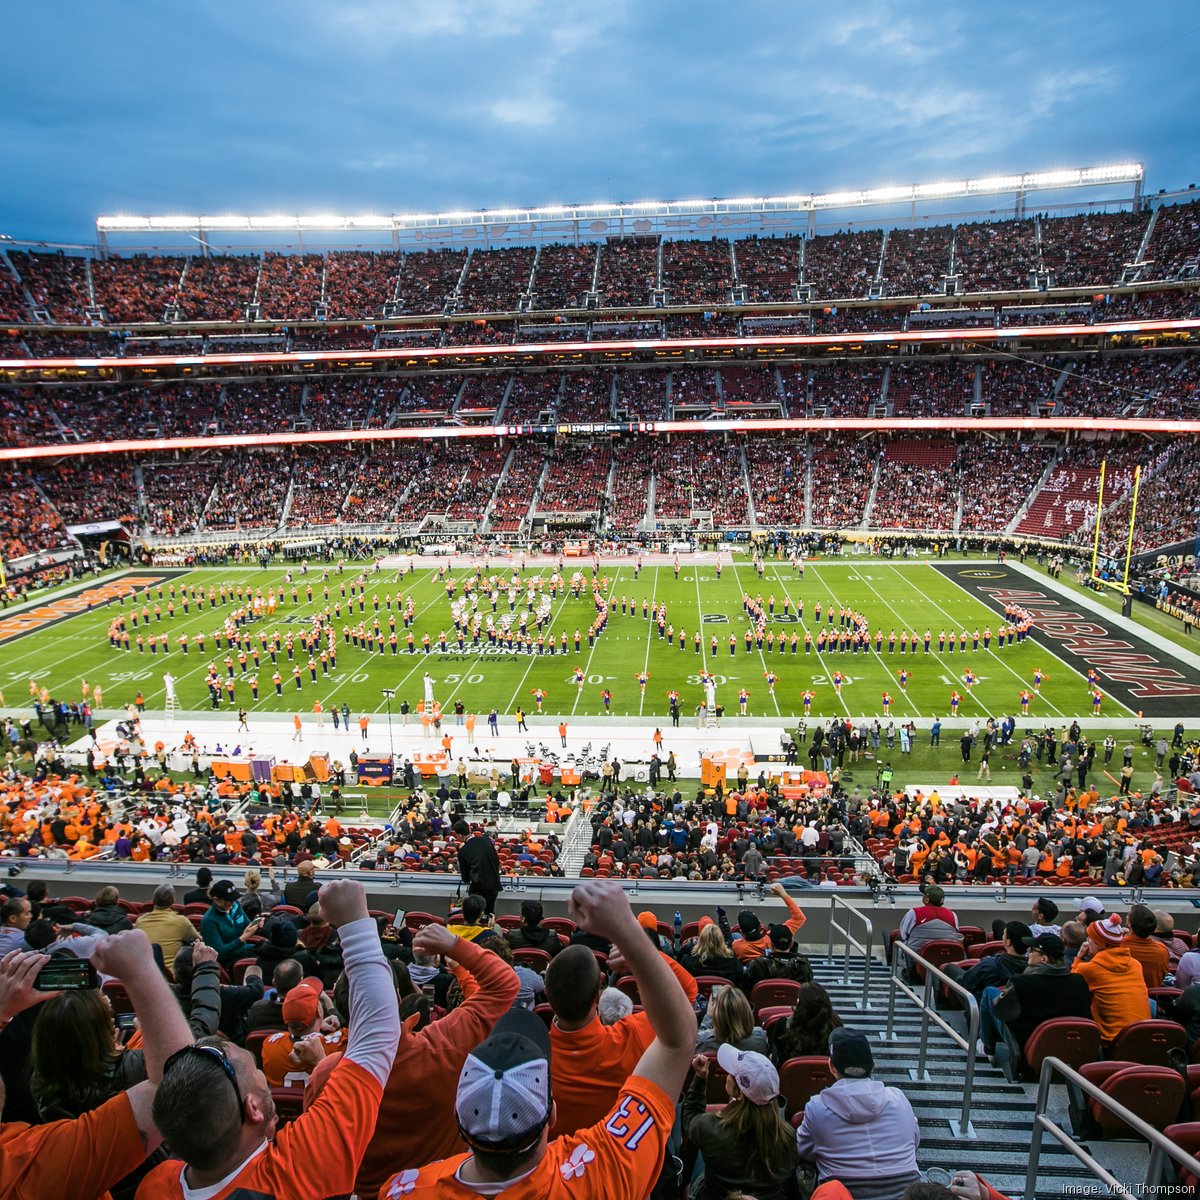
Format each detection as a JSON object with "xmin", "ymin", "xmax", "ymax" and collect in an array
[
  {"xmin": 0, "ymin": 932, "xmax": 193, "ymax": 1200},
  {"xmin": 199, "ymin": 880, "xmax": 262, "ymax": 968}
]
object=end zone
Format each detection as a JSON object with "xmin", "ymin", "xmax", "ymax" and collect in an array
[{"xmin": 934, "ymin": 563, "xmax": 1200, "ymax": 718}]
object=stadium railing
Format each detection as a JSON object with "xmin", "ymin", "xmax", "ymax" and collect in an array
[
  {"xmin": 1024, "ymin": 1056, "xmax": 1200, "ymax": 1200},
  {"xmin": 886, "ymin": 939, "xmax": 980, "ymax": 1139},
  {"xmin": 824, "ymin": 892, "xmax": 875, "ymax": 1010}
]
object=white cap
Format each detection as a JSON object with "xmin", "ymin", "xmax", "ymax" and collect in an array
[{"xmin": 717, "ymin": 1044, "xmax": 780, "ymax": 1105}]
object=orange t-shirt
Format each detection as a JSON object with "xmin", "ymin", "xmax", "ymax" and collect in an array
[
  {"xmin": 136, "ymin": 1058, "xmax": 381, "ymax": 1200},
  {"xmin": 0, "ymin": 1089, "xmax": 143, "ymax": 1200},
  {"xmin": 261, "ymin": 1028, "xmax": 347, "ymax": 1088},
  {"xmin": 379, "ymin": 1074, "xmax": 674, "ymax": 1200},
  {"xmin": 549, "ymin": 956, "xmax": 696, "ymax": 1138}
]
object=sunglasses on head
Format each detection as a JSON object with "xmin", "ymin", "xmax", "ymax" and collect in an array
[{"xmin": 165, "ymin": 1044, "xmax": 245, "ymax": 1123}]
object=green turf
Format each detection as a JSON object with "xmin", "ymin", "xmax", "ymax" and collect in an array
[{"xmin": 0, "ymin": 558, "xmax": 1156, "ymax": 725}]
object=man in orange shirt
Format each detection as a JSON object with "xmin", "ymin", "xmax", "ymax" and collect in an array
[
  {"xmin": 261, "ymin": 977, "xmax": 347, "ymax": 1088},
  {"xmin": 136, "ymin": 880, "xmax": 400, "ymax": 1200},
  {"xmin": 379, "ymin": 879, "xmax": 695, "ymax": 1200},
  {"xmin": 1071, "ymin": 913, "xmax": 1151, "ymax": 1042},
  {"xmin": 732, "ymin": 882, "xmax": 807, "ymax": 962},
  {"xmin": 0, "ymin": 931, "xmax": 192, "ymax": 1200},
  {"xmin": 1125, "ymin": 904, "xmax": 1170, "ymax": 989},
  {"xmin": 305, "ymin": 919, "xmax": 519, "ymax": 1197}
]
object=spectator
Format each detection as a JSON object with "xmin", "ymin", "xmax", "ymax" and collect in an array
[
  {"xmin": 733, "ymin": 883, "xmax": 807, "ymax": 963},
  {"xmin": 795, "ymin": 1028, "xmax": 920, "ymax": 1199},
  {"xmin": 774, "ymin": 981, "xmax": 844, "ymax": 1063},
  {"xmin": 171, "ymin": 942, "xmax": 264, "ymax": 1042},
  {"xmin": 181, "ymin": 868, "xmax": 213, "ymax": 906},
  {"xmin": 1027, "ymin": 898, "xmax": 1060, "ymax": 937},
  {"xmin": 242, "ymin": 868, "xmax": 283, "ymax": 913},
  {"xmin": 598, "ymin": 986, "xmax": 634, "ymax": 1025},
  {"xmin": 680, "ymin": 920, "xmax": 741, "ymax": 984},
  {"xmin": 945, "ymin": 922, "xmax": 1032, "ymax": 1025},
  {"xmin": 458, "ymin": 826, "xmax": 502, "ymax": 915},
  {"xmin": 261, "ymin": 976, "xmax": 345, "ymax": 1088},
  {"xmin": 447, "ymin": 895, "xmax": 495, "ymax": 945},
  {"xmin": 245, "ymin": 959, "xmax": 304, "ymax": 1033},
  {"xmin": 484, "ymin": 937, "xmax": 544, "ymax": 1011},
  {"xmin": 0, "ymin": 934, "xmax": 192, "ymax": 1200},
  {"xmin": 685, "ymin": 1047, "xmax": 799, "ymax": 1200},
  {"xmin": 1124, "ymin": 904, "xmax": 1170, "ymax": 988},
  {"xmin": 696, "ymin": 984, "xmax": 768, "ymax": 1054},
  {"xmin": 142, "ymin": 880, "xmax": 400, "ymax": 1197},
  {"xmin": 1071, "ymin": 913, "xmax": 1151, "ymax": 1041},
  {"xmin": 1151, "ymin": 910, "xmax": 1192, "ymax": 971},
  {"xmin": 896, "ymin": 884, "xmax": 963, "ymax": 958},
  {"xmin": 1060, "ymin": 921, "xmax": 1088, "ymax": 966},
  {"xmin": 198, "ymin": 879, "xmax": 264, "ymax": 967},
  {"xmin": 134, "ymin": 885, "xmax": 198, "ymax": 972},
  {"xmin": 380, "ymin": 879, "xmax": 695, "ymax": 1200},
  {"xmin": 989, "ymin": 933, "xmax": 1092, "ymax": 1080},
  {"xmin": 544, "ymin": 917, "xmax": 698, "ymax": 1138},
  {"xmin": 304, "ymin": 917, "xmax": 518, "ymax": 1194},
  {"xmin": 505, "ymin": 899, "xmax": 563, "ymax": 958},
  {"xmin": 0, "ymin": 897, "xmax": 33, "ymax": 954},
  {"xmin": 1074, "ymin": 896, "xmax": 1105, "ymax": 927},
  {"xmin": 87, "ymin": 887, "xmax": 132, "ymax": 936},
  {"xmin": 283, "ymin": 861, "xmax": 317, "ymax": 909}
]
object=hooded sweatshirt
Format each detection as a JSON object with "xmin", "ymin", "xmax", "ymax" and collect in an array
[
  {"xmin": 795, "ymin": 1077, "xmax": 920, "ymax": 1196},
  {"xmin": 1071, "ymin": 943, "xmax": 1150, "ymax": 1041}
]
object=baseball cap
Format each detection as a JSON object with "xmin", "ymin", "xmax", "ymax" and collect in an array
[
  {"xmin": 456, "ymin": 1008, "xmax": 552, "ymax": 1152},
  {"xmin": 1022, "ymin": 932, "xmax": 1065, "ymax": 959},
  {"xmin": 738, "ymin": 909, "xmax": 762, "ymax": 938},
  {"xmin": 636, "ymin": 911, "xmax": 660, "ymax": 932},
  {"xmin": 717, "ymin": 1045, "xmax": 780, "ymax": 1105},
  {"xmin": 281, "ymin": 978, "xmax": 322, "ymax": 1026},
  {"xmin": 829, "ymin": 1027, "xmax": 874, "ymax": 1078},
  {"xmin": 1076, "ymin": 895, "xmax": 1105, "ymax": 916},
  {"xmin": 209, "ymin": 879, "xmax": 239, "ymax": 902},
  {"xmin": 1004, "ymin": 921, "xmax": 1034, "ymax": 948},
  {"xmin": 767, "ymin": 923, "xmax": 794, "ymax": 952}
]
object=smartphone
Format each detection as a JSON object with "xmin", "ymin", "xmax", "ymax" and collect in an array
[
  {"xmin": 394, "ymin": 910, "xmax": 406, "ymax": 931},
  {"xmin": 114, "ymin": 1012, "xmax": 137, "ymax": 1031},
  {"xmin": 35, "ymin": 958, "xmax": 99, "ymax": 991}
]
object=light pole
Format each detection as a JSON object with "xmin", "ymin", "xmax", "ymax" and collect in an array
[{"xmin": 381, "ymin": 688, "xmax": 396, "ymax": 767}]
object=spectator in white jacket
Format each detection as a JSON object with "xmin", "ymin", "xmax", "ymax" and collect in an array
[{"xmin": 794, "ymin": 1028, "xmax": 920, "ymax": 1200}]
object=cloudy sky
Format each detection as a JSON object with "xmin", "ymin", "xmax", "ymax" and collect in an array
[{"xmin": 1, "ymin": 1, "xmax": 1198, "ymax": 243}]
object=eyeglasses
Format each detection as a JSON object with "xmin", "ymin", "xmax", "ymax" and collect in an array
[{"xmin": 164, "ymin": 1044, "xmax": 245, "ymax": 1123}]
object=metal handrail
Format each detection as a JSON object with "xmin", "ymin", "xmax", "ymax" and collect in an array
[
  {"xmin": 885, "ymin": 939, "xmax": 979, "ymax": 1138},
  {"xmin": 1025, "ymin": 1055, "xmax": 1200, "ymax": 1199},
  {"xmin": 825, "ymin": 894, "xmax": 875, "ymax": 1010}
]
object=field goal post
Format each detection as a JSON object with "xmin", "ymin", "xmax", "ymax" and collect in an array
[{"xmin": 1089, "ymin": 458, "xmax": 1142, "ymax": 617}]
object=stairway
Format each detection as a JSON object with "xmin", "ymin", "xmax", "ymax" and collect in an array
[
  {"xmin": 1005, "ymin": 448, "xmax": 1060, "ymax": 535},
  {"xmin": 859, "ymin": 453, "xmax": 883, "ymax": 529},
  {"xmin": 807, "ymin": 954, "xmax": 1123, "ymax": 1197}
]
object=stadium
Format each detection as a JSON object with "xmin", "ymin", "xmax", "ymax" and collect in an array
[{"xmin": 3, "ymin": 11, "xmax": 1200, "ymax": 1199}]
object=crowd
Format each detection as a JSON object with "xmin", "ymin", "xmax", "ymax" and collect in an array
[
  {"xmin": 303, "ymin": 378, "xmax": 388, "ymax": 431},
  {"xmin": 870, "ymin": 441, "xmax": 959, "ymax": 531},
  {"xmin": 953, "ymin": 219, "xmax": 1039, "ymax": 292},
  {"xmin": 1040, "ymin": 210, "xmax": 1149, "ymax": 289},
  {"xmin": 733, "ymin": 235, "xmax": 803, "ymax": 303},
  {"xmin": 615, "ymin": 369, "xmax": 671, "ymax": 420},
  {"xmin": 395, "ymin": 248, "xmax": 467, "ymax": 315},
  {"xmin": 0, "ymin": 474, "xmax": 74, "ymax": 562},
  {"xmin": 175, "ymin": 255, "xmax": 260, "ymax": 322},
  {"xmin": 458, "ymin": 247, "xmax": 537, "ymax": 314},
  {"xmin": 596, "ymin": 239, "xmax": 660, "ymax": 308},
  {"xmin": 801, "ymin": 229, "xmax": 884, "ymax": 298},
  {"xmin": 606, "ymin": 442, "xmax": 654, "ymax": 533},
  {"xmin": 882, "ymin": 225, "xmax": 954, "ymax": 296},
  {"xmin": 810, "ymin": 439, "xmax": 877, "ymax": 529},
  {"xmin": 91, "ymin": 255, "xmax": 184, "ymax": 324},
  {"xmin": 885, "ymin": 363, "xmax": 975, "ymax": 418},
  {"xmin": 662, "ymin": 239, "xmax": 735, "ymax": 305},
  {"xmin": 218, "ymin": 382, "xmax": 306, "ymax": 435},
  {"xmin": 652, "ymin": 441, "xmax": 748, "ymax": 526},
  {"xmin": 958, "ymin": 442, "xmax": 1053, "ymax": 533},
  {"xmin": 322, "ymin": 250, "xmax": 402, "ymax": 320},
  {"xmin": 530, "ymin": 242, "xmax": 598, "ymax": 310},
  {"xmin": 745, "ymin": 436, "xmax": 809, "ymax": 527},
  {"xmin": 488, "ymin": 445, "xmax": 548, "ymax": 532},
  {"xmin": 538, "ymin": 442, "xmax": 612, "ymax": 513}
]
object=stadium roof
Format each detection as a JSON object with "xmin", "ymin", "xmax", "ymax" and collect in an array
[{"xmin": 95, "ymin": 163, "xmax": 1144, "ymax": 241}]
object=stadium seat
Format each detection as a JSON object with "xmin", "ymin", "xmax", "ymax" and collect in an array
[
  {"xmin": 1164, "ymin": 1123, "xmax": 1200, "ymax": 1190},
  {"xmin": 271, "ymin": 1085, "xmax": 305, "ymax": 1125},
  {"xmin": 101, "ymin": 980, "xmax": 134, "ymax": 1016},
  {"xmin": 912, "ymin": 939, "xmax": 969, "ymax": 981},
  {"xmin": 511, "ymin": 947, "xmax": 551, "ymax": 972},
  {"xmin": 967, "ymin": 940, "xmax": 1005, "ymax": 959},
  {"xmin": 1075, "ymin": 1063, "xmax": 1186, "ymax": 1138},
  {"xmin": 959, "ymin": 925, "xmax": 986, "ymax": 951},
  {"xmin": 691, "ymin": 976, "xmax": 730, "ymax": 1002},
  {"xmin": 679, "ymin": 921, "xmax": 702, "ymax": 943},
  {"xmin": 1020, "ymin": 1018, "xmax": 1103, "ymax": 1083},
  {"xmin": 757, "ymin": 1005, "xmax": 795, "ymax": 1032},
  {"xmin": 231, "ymin": 957, "xmax": 258, "ymax": 984},
  {"xmin": 779, "ymin": 1056, "xmax": 836, "ymax": 1122},
  {"xmin": 533, "ymin": 1003, "xmax": 554, "ymax": 1029},
  {"xmin": 749, "ymin": 979, "xmax": 802, "ymax": 1017},
  {"xmin": 495, "ymin": 916, "xmax": 522, "ymax": 930},
  {"xmin": 245, "ymin": 1030, "xmax": 272, "ymax": 1068},
  {"xmin": 615, "ymin": 976, "xmax": 640, "ymax": 1003},
  {"xmin": 404, "ymin": 911, "xmax": 446, "ymax": 930},
  {"xmin": 541, "ymin": 917, "xmax": 576, "ymax": 936},
  {"xmin": 271, "ymin": 905, "xmax": 304, "ymax": 917},
  {"xmin": 1107, "ymin": 1020, "xmax": 1188, "ymax": 1066}
]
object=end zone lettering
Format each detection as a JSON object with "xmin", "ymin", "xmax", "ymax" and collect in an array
[{"xmin": 0, "ymin": 576, "xmax": 166, "ymax": 644}]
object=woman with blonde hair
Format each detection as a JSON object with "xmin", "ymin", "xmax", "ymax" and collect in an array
[
  {"xmin": 697, "ymin": 983, "xmax": 768, "ymax": 1054},
  {"xmin": 240, "ymin": 865, "xmax": 282, "ymax": 916},
  {"xmin": 685, "ymin": 1047, "xmax": 798, "ymax": 1200},
  {"xmin": 680, "ymin": 921, "xmax": 741, "ymax": 984}
]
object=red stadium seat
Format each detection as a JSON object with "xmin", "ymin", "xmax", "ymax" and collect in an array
[
  {"xmin": 270, "ymin": 1085, "xmax": 305, "ymax": 1125},
  {"xmin": 1077, "ymin": 1062, "xmax": 1186, "ymax": 1138},
  {"xmin": 495, "ymin": 916, "xmax": 522, "ymax": 930},
  {"xmin": 541, "ymin": 917, "xmax": 577, "ymax": 936},
  {"xmin": 692, "ymin": 976, "xmax": 731, "ymax": 1002},
  {"xmin": 967, "ymin": 940, "xmax": 1005, "ymax": 959},
  {"xmin": 245, "ymin": 1030, "xmax": 272, "ymax": 1068},
  {"xmin": 511, "ymin": 947, "xmax": 551, "ymax": 972},
  {"xmin": 1106, "ymin": 1020, "xmax": 1188, "ymax": 1067},
  {"xmin": 404, "ymin": 911, "xmax": 446, "ymax": 931},
  {"xmin": 778, "ymin": 1056, "xmax": 836, "ymax": 1122},
  {"xmin": 1023, "ymin": 1018, "xmax": 1103, "ymax": 1080},
  {"xmin": 749, "ymin": 979, "xmax": 802, "ymax": 1018}
]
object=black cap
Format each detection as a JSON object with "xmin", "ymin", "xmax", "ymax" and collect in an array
[
  {"xmin": 767, "ymin": 923, "xmax": 793, "ymax": 952},
  {"xmin": 1021, "ymin": 932, "xmax": 1065, "ymax": 959},
  {"xmin": 738, "ymin": 909, "xmax": 762, "ymax": 937},
  {"xmin": 829, "ymin": 1027, "xmax": 874, "ymax": 1078},
  {"xmin": 209, "ymin": 879, "xmax": 239, "ymax": 901}
]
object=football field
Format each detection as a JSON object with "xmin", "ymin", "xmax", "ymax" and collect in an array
[{"xmin": 7, "ymin": 554, "xmax": 1196, "ymax": 728}]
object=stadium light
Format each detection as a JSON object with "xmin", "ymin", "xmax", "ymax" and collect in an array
[{"xmin": 94, "ymin": 162, "xmax": 1144, "ymax": 236}]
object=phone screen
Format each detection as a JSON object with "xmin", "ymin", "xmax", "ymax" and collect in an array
[
  {"xmin": 394, "ymin": 910, "xmax": 406, "ymax": 931},
  {"xmin": 35, "ymin": 958, "xmax": 99, "ymax": 991}
]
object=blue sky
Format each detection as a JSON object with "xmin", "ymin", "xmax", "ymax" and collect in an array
[{"xmin": 1, "ymin": 1, "xmax": 1198, "ymax": 244}]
